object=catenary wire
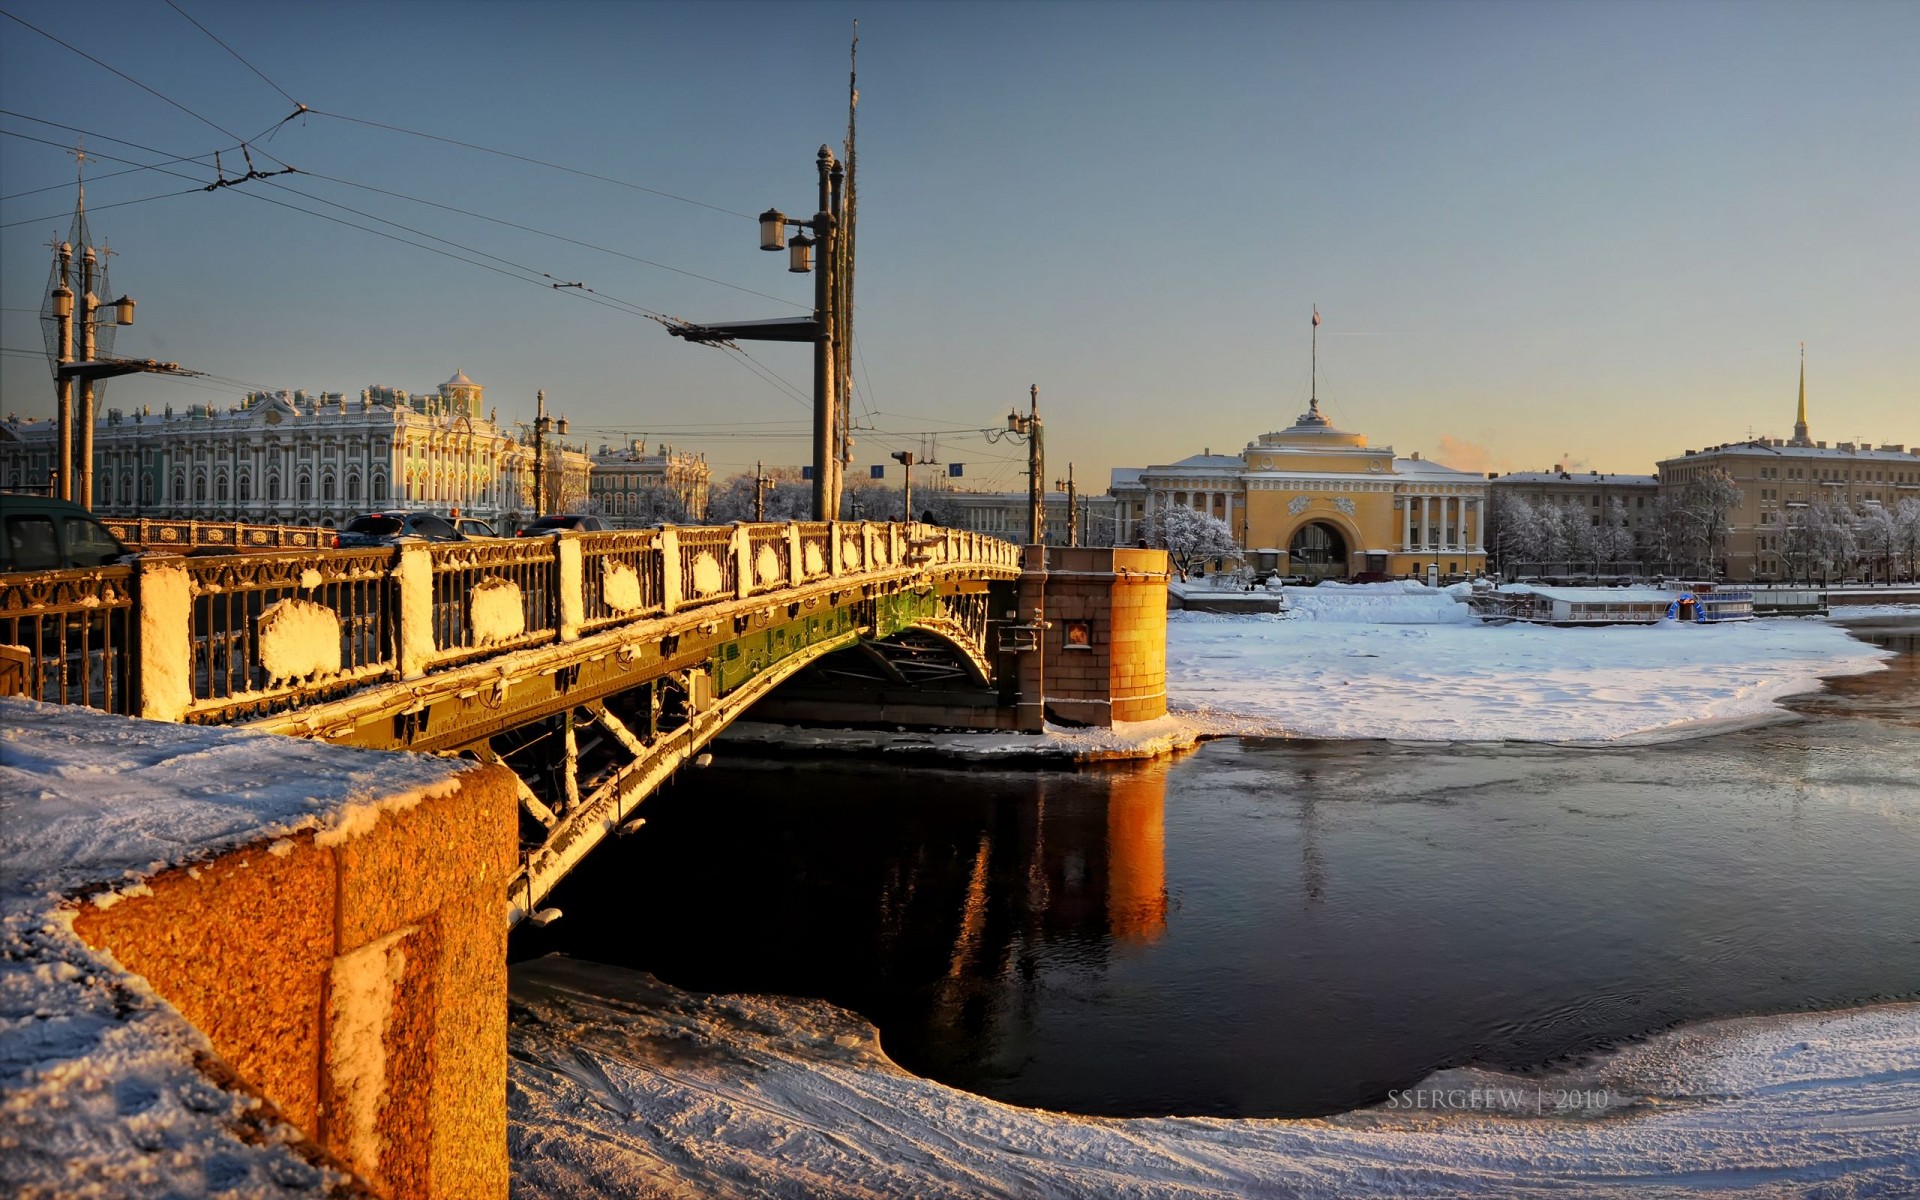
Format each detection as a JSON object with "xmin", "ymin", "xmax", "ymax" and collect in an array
[{"xmin": 160, "ymin": 0, "xmax": 301, "ymax": 108}]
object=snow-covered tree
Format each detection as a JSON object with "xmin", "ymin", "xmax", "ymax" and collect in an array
[
  {"xmin": 1147, "ymin": 505, "xmax": 1239, "ymax": 580},
  {"xmin": 1782, "ymin": 501, "xmax": 1857, "ymax": 582},
  {"xmin": 1665, "ymin": 468, "xmax": 1743, "ymax": 576},
  {"xmin": 1897, "ymin": 498, "xmax": 1920, "ymax": 582},
  {"xmin": 1592, "ymin": 497, "xmax": 1636, "ymax": 566},
  {"xmin": 1858, "ymin": 503, "xmax": 1901, "ymax": 583},
  {"xmin": 706, "ymin": 471, "xmax": 812, "ymax": 524}
]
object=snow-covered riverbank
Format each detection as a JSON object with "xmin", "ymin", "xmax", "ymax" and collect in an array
[
  {"xmin": 1167, "ymin": 592, "xmax": 1892, "ymax": 742},
  {"xmin": 507, "ymin": 956, "xmax": 1920, "ymax": 1200}
]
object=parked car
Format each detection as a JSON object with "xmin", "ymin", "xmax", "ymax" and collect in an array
[
  {"xmin": 0, "ymin": 495, "xmax": 130, "ymax": 572},
  {"xmin": 454, "ymin": 517, "xmax": 501, "ymax": 539},
  {"xmin": 337, "ymin": 511, "xmax": 467, "ymax": 547},
  {"xmin": 515, "ymin": 514, "xmax": 609, "ymax": 536}
]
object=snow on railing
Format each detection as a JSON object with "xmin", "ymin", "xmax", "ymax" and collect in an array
[
  {"xmin": 2, "ymin": 521, "xmax": 1019, "ymax": 723},
  {"xmin": 184, "ymin": 547, "xmax": 397, "ymax": 721},
  {"xmin": 424, "ymin": 539, "xmax": 561, "ymax": 669},
  {"xmin": 580, "ymin": 529, "xmax": 666, "ymax": 633},
  {"xmin": 673, "ymin": 527, "xmax": 738, "ymax": 608}
]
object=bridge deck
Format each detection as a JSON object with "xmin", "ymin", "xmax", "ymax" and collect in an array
[{"xmin": 3, "ymin": 521, "xmax": 1019, "ymax": 922}]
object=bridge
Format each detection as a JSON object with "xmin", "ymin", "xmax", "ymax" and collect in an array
[{"xmin": 1, "ymin": 521, "xmax": 1033, "ymax": 920}]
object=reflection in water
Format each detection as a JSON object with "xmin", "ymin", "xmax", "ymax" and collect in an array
[
  {"xmin": 515, "ymin": 622, "xmax": 1920, "ymax": 1119},
  {"xmin": 1104, "ymin": 761, "xmax": 1170, "ymax": 944},
  {"xmin": 514, "ymin": 757, "xmax": 1172, "ymax": 1100}
]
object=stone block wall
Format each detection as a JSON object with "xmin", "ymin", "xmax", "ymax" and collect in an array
[
  {"xmin": 1042, "ymin": 547, "xmax": 1170, "ymax": 726},
  {"xmin": 72, "ymin": 764, "xmax": 519, "ymax": 1200}
]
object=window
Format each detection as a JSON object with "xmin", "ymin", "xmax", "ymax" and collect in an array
[
  {"xmin": 63, "ymin": 516, "xmax": 124, "ymax": 567},
  {"xmin": 5, "ymin": 516, "xmax": 59, "ymax": 570},
  {"xmin": 238, "ymin": 474, "xmax": 252, "ymax": 503}
]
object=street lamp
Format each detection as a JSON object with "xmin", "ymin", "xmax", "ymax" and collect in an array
[
  {"xmin": 986, "ymin": 386, "xmax": 1045, "ymax": 545},
  {"xmin": 673, "ymin": 148, "xmax": 848, "ymax": 522}
]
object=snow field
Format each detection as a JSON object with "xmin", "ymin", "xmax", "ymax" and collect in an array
[
  {"xmin": 507, "ymin": 957, "xmax": 1920, "ymax": 1200},
  {"xmin": 1166, "ymin": 585, "xmax": 1891, "ymax": 743}
]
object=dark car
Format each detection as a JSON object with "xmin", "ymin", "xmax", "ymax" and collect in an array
[
  {"xmin": 1, "ymin": 495, "xmax": 130, "ymax": 572},
  {"xmin": 337, "ymin": 510, "xmax": 467, "ymax": 547},
  {"xmin": 516, "ymin": 514, "xmax": 609, "ymax": 537}
]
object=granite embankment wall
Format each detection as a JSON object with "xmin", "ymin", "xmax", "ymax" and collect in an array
[{"xmin": 71, "ymin": 766, "xmax": 518, "ymax": 1199}]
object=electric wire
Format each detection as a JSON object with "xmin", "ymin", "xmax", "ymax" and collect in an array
[
  {"xmin": 289, "ymin": 169, "xmax": 808, "ymax": 310},
  {"xmin": 160, "ymin": 0, "xmax": 301, "ymax": 108},
  {"xmin": 303, "ymin": 108, "xmax": 752, "ymax": 221},
  {"xmin": 0, "ymin": 9, "xmax": 289, "ymax": 168}
]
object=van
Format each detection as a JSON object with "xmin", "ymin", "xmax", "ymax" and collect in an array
[{"xmin": 0, "ymin": 494, "xmax": 131, "ymax": 572}]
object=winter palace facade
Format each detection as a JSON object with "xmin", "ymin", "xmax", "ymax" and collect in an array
[
  {"xmin": 1109, "ymin": 397, "xmax": 1488, "ymax": 579},
  {"xmin": 0, "ymin": 371, "xmax": 591, "ymax": 531}
]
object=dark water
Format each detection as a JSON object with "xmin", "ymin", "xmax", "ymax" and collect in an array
[{"xmin": 513, "ymin": 621, "xmax": 1920, "ymax": 1118}]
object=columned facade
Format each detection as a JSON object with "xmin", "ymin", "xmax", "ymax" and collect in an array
[
  {"xmin": 0, "ymin": 370, "xmax": 591, "ymax": 530},
  {"xmin": 1111, "ymin": 398, "xmax": 1488, "ymax": 579}
]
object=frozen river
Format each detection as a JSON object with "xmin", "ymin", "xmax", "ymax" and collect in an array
[{"xmin": 513, "ymin": 620, "xmax": 1920, "ymax": 1120}]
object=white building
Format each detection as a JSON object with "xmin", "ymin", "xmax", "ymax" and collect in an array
[{"xmin": 0, "ymin": 370, "xmax": 590, "ymax": 530}]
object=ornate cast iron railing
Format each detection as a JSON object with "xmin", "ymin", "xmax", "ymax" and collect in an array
[
  {"xmin": 0, "ymin": 521, "xmax": 1020, "ymax": 723},
  {"xmin": 183, "ymin": 548, "xmax": 397, "ymax": 722},
  {"xmin": 0, "ymin": 566, "xmax": 135, "ymax": 715},
  {"xmin": 100, "ymin": 517, "xmax": 334, "ymax": 553}
]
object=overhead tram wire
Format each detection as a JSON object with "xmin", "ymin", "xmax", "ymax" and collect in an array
[
  {"xmin": 301, "ymin": 108, "xmax": 754, "ymax": 222},
  {"xmin": 0, "ymin": 9, "xmax": 292, "ymax": 170},
  {"xmin": 288, "ymin": 169, "xmax": 809, "ymax": 310},
  {"xmin": 2, "ymin": 110, "xmax": 793, "ymax": 324},
  {"xmin": 160, "ymin": 0, "xmax": 301, "ymax": 109}
]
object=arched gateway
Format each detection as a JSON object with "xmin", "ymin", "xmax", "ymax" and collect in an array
[{"xmin": 1288, "ymin": 520, "xmax": 1349, "ymax": 579}]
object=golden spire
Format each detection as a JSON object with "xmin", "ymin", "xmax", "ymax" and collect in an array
[{"xmin": 1792, "ymin": 342, "xmax": 1810, "ymax": 446}]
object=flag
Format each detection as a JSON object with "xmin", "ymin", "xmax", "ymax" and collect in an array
[
  {"xmin": 1312, "ymin": 306, "xmax": 1321, "ymax": 327},
  {"xmin": 870, "ymin": 464, "xmax": 885, "ymax": 479},
  {"xmin": 948, "ymin": 462, "xmax": 964, "ymax": 477}
]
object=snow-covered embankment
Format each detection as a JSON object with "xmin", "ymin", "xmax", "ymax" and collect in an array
[{"xmin": 507, "ymin": 956, "xmax": 1920, "ymax": 1200}]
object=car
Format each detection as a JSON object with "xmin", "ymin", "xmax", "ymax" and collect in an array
[
  {"xmin": 515, "ymin": 514, "xmax": 609, "ymax": 536},
  {"xmin": 336, "ymin": 510, "xmax": 467, "ymax": 547},
  {"xmin": 1, "ymin": 494, "xmax": 131, "ymax": 572},
  {"xmin": 454, "ymin": 517, "xmax": 500, "ymax": 539}
]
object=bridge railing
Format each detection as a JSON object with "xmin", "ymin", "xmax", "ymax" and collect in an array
[
  {"xmin": 185, "ymin": 547, "xmax": 399, "ymax": 721},
  {"xmin": 100, "ymin": 517, "xmax": 334, "ymax": 553},
  {"xmin": 0, "ymin": 565, "xmax": 136, "ymax": 715},
  {"xmin": 673, "ymin": 526, "xmax": 738, "ymax": 607},
  {"xmin": 580, "ymin": 529, "xmax": 666, "ymax": 633},
  {"xmin": 2, "ymin": 521, "xmax": 1019, "ymax": 723},
  {"xmin": 425, "ymin": 539, "xmax": 560, "ymax": 669}
]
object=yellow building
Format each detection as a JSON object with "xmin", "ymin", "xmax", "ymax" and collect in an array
[{"xmin": 1111, "ymin": 397, "xmax": 1488, "ymax": 580}]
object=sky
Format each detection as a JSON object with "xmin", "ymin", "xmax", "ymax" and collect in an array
[{"xmin": 2, "ymin": 0, "xmax": 1915, "ymax": 493}]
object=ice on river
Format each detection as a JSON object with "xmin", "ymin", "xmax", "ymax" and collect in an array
[
  {"xmin": 507, "ymin": 956, "xmax": 1920, "ymax": 1200},
  {"xmin": 1167, "ymin": 588, "xmax": 1891, "ymax": 742}
]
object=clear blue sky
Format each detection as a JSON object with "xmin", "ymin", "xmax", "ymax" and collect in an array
[{"xmin": 3, "ymin": 1, "xmax": 1915, "ymax": 491}]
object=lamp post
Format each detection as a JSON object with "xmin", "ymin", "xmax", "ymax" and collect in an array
[
  {"xmin": 1053, "ymin": 462, "xmax": 1079, "ymax": 547},
  {"xmin": 753, "ymin": 461, "xmax": 775, "ymax": 522},
  {"xmin": 1004, "ymin": 385, "xmax": 1044, "ymax": 545},
  {"xmin": 526, "ymin": 389, "xmax": 569, "ymax": 517},
  {"xmin": 890, "ymin": 450, "xmax": 916, "ymax": 521}
]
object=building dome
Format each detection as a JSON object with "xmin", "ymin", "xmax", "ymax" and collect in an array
[
  {"xmin": 444, "ymin": 369, "xmax": 480, "ymax": 390},
  {"xmin": 1256, "ymin": 397, "xmax": 1369, "ymax": 449}
]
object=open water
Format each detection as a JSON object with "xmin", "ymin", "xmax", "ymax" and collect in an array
[{"xmin": 513, "ymin": 619, "xmax": 1920, "ymax": 1118}]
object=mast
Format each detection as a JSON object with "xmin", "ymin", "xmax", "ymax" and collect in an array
[{"xmin": 1309, "ymin": 304, "xmax": 1322, "ymax": 419}]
